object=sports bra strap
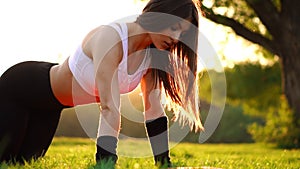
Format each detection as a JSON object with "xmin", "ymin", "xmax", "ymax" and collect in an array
[{"xmin": 107, "ymin": 23, "xmax": 128, "ymax": 62}]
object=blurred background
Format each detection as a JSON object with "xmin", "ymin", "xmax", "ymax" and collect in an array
[{"xmin": 1, "ymin": 0, "xmax": 299, "ymax": 149}]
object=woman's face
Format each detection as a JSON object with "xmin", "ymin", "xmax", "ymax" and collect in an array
[{"xmin": 150, "ymin": 19, "xmax": 192, "ymax": 50}]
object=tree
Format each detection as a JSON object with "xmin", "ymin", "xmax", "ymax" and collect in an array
[{"xmin": 200, "ymin": 0, "xmax": 300, "ymax": 139}]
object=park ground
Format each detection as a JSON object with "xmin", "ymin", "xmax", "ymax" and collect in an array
[{"xmin": 0, "ymin": 137, "xmax": 299, "ymax": 169}]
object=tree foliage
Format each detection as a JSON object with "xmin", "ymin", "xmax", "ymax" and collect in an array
[
  {"xmin": 198, "ymin": 62, "xmax": 282, "ymax": 143},
  {"xmin": 248, "ymin": 96, "xmax": 300, "ymax": 149},
  {"xmin": 200, "ymin": 0, "xmax": 300, "ymax": 148},
  {"xmin": 200, "ymin": 62, "xmax": 281, "ymax": 115},
  {"xmin": 225, "ymin": 62, "xmax": 282, "ymax": 117}
]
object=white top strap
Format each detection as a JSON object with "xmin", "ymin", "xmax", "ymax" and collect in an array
[{"xmin": 108, "ymin": 23, "xmax": 128, "ymax": 61}]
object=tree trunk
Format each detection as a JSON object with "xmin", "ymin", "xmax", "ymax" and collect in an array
[
  {"xmin": 199, "ymin": 0, "xmax": 300, "ymax": 146},
  {"xmin": 278, "ymin": 27, "xmax": 300, "ymax": 127},
  {"xmin": 282, "ymin": 56, "xmax": 300, "ymax": 126},
  {"xmin": 280, "ymin": 56, "xmax": 300, "ymax": 123}
]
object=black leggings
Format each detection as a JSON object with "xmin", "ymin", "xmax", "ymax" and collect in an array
[{"xmin": 0, "ymin": 61, "xmax": 68, "ymax": 163}]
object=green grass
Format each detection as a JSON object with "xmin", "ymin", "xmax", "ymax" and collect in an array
[{"xmin": 1, "ymin": 137, "xmax": 299, "ymax": 169}]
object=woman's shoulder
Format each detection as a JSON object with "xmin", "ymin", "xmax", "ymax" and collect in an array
[
  {"xmin": 83, "ymin": 25, "xmax": 122, "ymax": 46},
  {"xmin": 82, "ymin": 24, "xmax": 124, "ymax": 59}
]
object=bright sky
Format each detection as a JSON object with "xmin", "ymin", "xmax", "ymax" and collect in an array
[
  {"xmin": 0, "ymin": 0, "xmax": 146, "ymax": 74},
  {"xmin": 0, "ymin": 0, "xmax": 264, "ymax": 75}
]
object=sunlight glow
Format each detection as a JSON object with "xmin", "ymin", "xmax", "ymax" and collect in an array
[
  {"xmin": 0, "ymin": 0, "xmax": 264, "ymax": 75},
  {"xmin": 0, "ymin": 0, "xmax": 146, "ymax": 74}
]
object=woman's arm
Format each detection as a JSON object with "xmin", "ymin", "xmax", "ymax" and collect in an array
[
  {"xmin": 90, "ymin": 26, "xmax": 123, "ymax": 137},
  {"xmin": 141, "ymin": 69, "xmax": 166, "ymax": 121},
  {"xmin": 141, "ymin": 69, "xmax": 171, "ymax": 166}
]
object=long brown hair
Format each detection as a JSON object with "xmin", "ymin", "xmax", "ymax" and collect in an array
[{"xmin": 136, "ymin": 0, "xmax": 203, "ymax": 132}]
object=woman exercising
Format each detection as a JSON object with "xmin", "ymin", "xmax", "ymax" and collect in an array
[{"xmin": 0, "ymin": 0, "xmax": 203, "ymax": 167}]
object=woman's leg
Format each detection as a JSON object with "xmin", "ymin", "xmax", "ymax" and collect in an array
[
  {"xmin": 0, "ymin": 63, "xmax": 30, "ymax": 163},
  {"xmin": 14, "ymin": 61, "xmax": 66, "ymax": 161},
  {"xmin": 0, "ymin": 61, "xmax": 66, "ymax": 163},
  {"xmin": 0, "ymin": 101, "xmax": 29, "ymax": 163},
  {"xmin": 16, "ymin": 109, "xmax": 61, "ymax": 161}
]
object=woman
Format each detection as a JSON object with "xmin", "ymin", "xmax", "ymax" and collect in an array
[{"xmin": 0, "ymin": 0, "xmax": 203, "ymax": 167}]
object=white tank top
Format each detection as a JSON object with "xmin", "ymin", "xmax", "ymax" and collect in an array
[{"xmin": 68, "ymin": 23, "xmax": 151, "ymax": 96}]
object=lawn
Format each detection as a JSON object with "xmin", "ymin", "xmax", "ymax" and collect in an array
[{"xmin": 0, "ymin": 137, "xmax": 299, "ymax": 169}]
